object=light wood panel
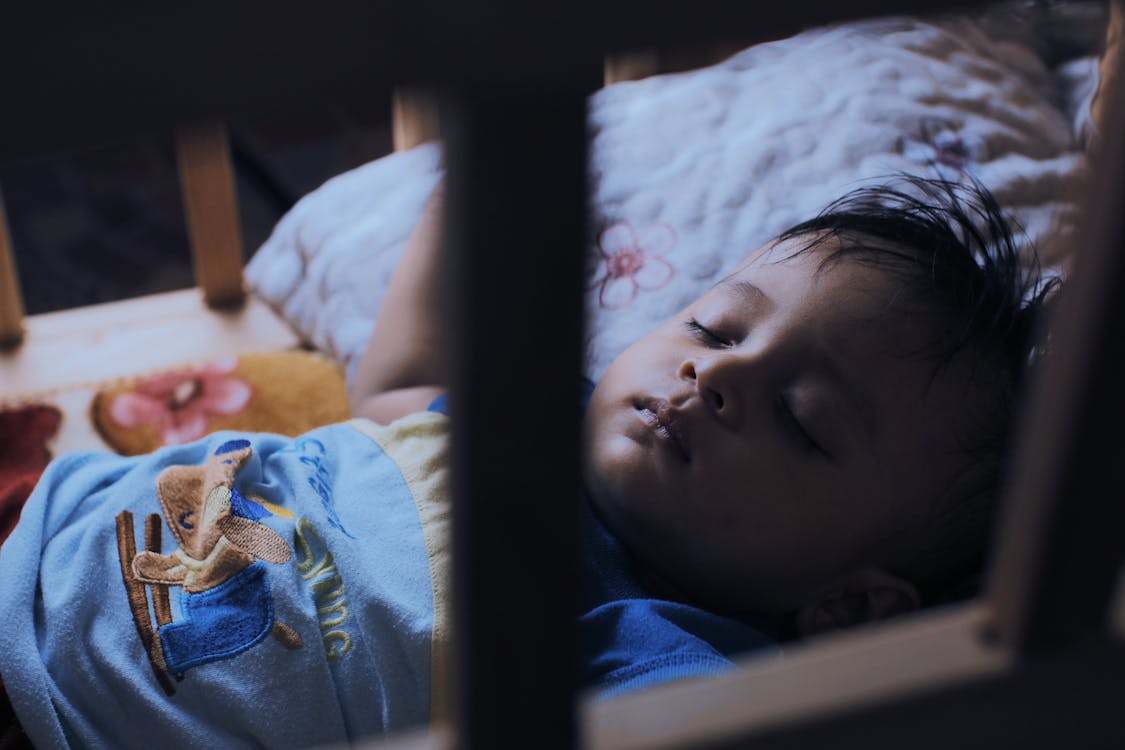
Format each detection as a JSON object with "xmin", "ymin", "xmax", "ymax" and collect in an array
[
  {"xmin": 0, "ymin": 288, "xmax": 298, "ymax": 401},
  {"xmin": 175, "ymin": 122, "xmax": 247, "ymax": 308},
  {"xmin": 604, "ymin": 52, "xmax": 660, "ymax": 84},
  {"xmin": 0, "ymin": 186, "xmax": 25, "ymax": 348},
  {"xmin": 393, "ymin": 90, "xmax": 441, "ymax": 152}
]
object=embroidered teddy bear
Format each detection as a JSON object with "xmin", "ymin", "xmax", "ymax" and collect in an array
[{"xmin": 118, "ymin": 438, "xmax": 301, "ymax": 694}]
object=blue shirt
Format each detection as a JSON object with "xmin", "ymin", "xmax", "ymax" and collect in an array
[{"xmin": 577, "ymin": 499, "xmax": 777, "ymax": 696}]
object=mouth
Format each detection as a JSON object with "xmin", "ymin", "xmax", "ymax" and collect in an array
[{"xmin": 635, "ymin": 399, "xmax": 690, "ymax": 463}]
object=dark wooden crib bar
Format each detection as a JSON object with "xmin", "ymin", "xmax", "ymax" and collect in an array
[{"xmin": 2, "ymin": 1, "xmax": 1123, "ymax": 748}]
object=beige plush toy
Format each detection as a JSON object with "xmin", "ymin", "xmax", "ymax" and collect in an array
[{"xmin": 93, "ymin": 350, "xmax": 350, "ymax": 456}]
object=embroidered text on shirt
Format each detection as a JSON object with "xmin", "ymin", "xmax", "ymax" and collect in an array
[{"xmin": 295, "ymin": 518, "xmax": 353, "ymax": 661}]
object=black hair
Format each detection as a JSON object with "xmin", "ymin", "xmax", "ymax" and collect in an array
[{"xmin": 776, "ymin": 174, "xmax": 1056, "ymax": 605}]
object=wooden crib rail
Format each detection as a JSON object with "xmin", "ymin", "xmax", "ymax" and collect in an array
[
  {"xmin": 175, "ymin": 122, "xmax": 247, "ymax": 309},
  {"xmin": 0, "ymin": 122, "xmax": 296, "ymax": 398},
  {"xmin": 0, "ymin": 0, "xmax": 995, "ymax": 164},
  {"xmin": 3, "ymin": 1, "xmax": 1123, "ymax": 749},
  {"xmin": 393, "ymin": 90, "xmax": 442, "ymax": 153},
  {"xmin": 988, "ymin": 0, "xmax": 1125, "ymax": 655},
  {"xmin": 0, "ymin": 187, "xmax": 24, "ymax": 348},
  {"xmin": 0, "ymin": 121, "xmax": 248, "ymax": 352}
]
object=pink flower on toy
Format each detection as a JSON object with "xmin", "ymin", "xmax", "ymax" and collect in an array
[
  {"xmin": 109, "ymin": 358, "xmax": 252, "ymax": 445},
  {"xmin": 590, "ymin": 222, "xmax": 676, "ymax": 309}
]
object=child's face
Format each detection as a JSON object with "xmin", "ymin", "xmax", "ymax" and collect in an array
[{"xmin": 583, "ymin": 234, "xmax": 981, "ymax": 613}]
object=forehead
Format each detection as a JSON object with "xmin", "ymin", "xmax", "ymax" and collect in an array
[{"xmin": 709, "ymin": 234, "xmax": 912, "ymax": 326}]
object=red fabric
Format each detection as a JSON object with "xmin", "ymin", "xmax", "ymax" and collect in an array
[
  {"xmin": 0, "ymin": 404, "xmax": 61, "ymax": 548},
  {"xmin": 0, "ymin": 407, "xmax": 54, "ymax": 750},
  {"xmin": 0, "ymin": 473, "xmax": 43, "ymax": 551},
  {"xmin": 0, "ymin": 674, "xmax": 32, "ymax": 750}
]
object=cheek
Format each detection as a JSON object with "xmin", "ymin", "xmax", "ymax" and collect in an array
[
  {"xmin": 598, "ymin": 332, "xmax": 681, "ymax": 388},
  {"xmin": 584, "ymin": 427, "xmax": 649, "ymax": 511},
  {"xmin": 587, "ymin": 430, "xmax": 637, "ymax": 478},
  {"xmin": 688, "ymin": 466, "xmax": 833, "ymax": 553}
]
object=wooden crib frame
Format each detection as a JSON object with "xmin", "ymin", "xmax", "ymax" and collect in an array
[
  {"xmin": 0, "ymin": 120, "xmax": 305, "ymax": 402},
  {"xmin": 2, "ymin": 1, "xmax": 1123, "ymax": 748}
]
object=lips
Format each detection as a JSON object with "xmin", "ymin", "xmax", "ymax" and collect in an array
[{"xmin": 635, "ymin": 399, "xmax": 690, "ymax": 462}]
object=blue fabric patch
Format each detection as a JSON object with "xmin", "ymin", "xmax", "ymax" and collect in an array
[
  {"xmin": 580, "ymin": 598, "xmax": 777, "ymax": 696},
  {"xmin": 426, "ymin": 394, "xmax": 449, "ymax": 415},
  {"xmin": 578, "ymin": 377, "xmax": 596, "ymax": 409},
  {"xmin": 160, "ymin": 563, "xmax": 275, "ymax": 675},
  {"xmin": 229, "ymin": 485, "xmax": 270, "ymax": 521},
  {"xmin": 215, "ymin": 439, "xmax": 251, "ymax": 455}
]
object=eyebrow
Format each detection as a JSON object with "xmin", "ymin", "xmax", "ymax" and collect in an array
[{"xmin": 717, "ymin": 278, "xmax": 771, "ymax": 311}]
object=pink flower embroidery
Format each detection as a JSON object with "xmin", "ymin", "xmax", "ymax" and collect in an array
[
  {"xmin": 109, "ymin": 358, "xmax": 252, "ymax": 445},
  {"xmin": 590, "ymin": 222, "xmax": 676, "ymax": 309},
  {"xmin": 902, "ymin": 118, "xmax": 975, "ymax": 173}
]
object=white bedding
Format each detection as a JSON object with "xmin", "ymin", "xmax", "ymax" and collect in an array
[{"xmin": 245, "ymin": 8, "xmax": 1104, "ymax": 384}]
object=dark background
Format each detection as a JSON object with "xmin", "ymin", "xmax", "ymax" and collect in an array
[{"xmin": 1, "ymin": 106, "xmax": 393, "ymax": 315}]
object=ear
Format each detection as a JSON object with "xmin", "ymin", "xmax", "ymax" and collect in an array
[{"xmin": 795, "ymin": 566, "xmax": 920, "ymax": 637}]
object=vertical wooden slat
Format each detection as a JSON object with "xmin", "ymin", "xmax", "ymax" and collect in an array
[
  {"xmin": 0, "ymin": 185, "xmax": 25, "ymax": 348},
  {"xmin": 392, "ymin": 90, "xmax": 441, "ymax": 152},
  {"xmin": 442, "ymin": 86, "xmax": 588, "ymax": 750},
  {"xmin": 987, "ymin": 7, "xmax": 1125, "ymax": 654},
  {"xmin": 175, "ymin": 122, "xmax": 247, "ymax": 309},
  {"xmin": 604, "ymin": 52, "xmax": 661, "ymax": 84},
  {"xmin": 1091, "ymin": 0, "xmax": 1123, "ymax": 134}
]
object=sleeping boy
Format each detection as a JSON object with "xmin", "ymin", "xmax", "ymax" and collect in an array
[{"xmin": 0, "ymin": 174, "xmax": 1049, "ymax": 748}]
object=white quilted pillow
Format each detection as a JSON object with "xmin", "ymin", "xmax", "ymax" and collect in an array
[{"xmin": 246, "ymin": 13, "xmax": 1098, "ymax": 383}]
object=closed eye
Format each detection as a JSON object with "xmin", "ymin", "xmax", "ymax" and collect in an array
[
  {"xmin": 684, "ymin": 319, "xmax": 732, "ymax": 348},
  {"xmin": 776, "ymin": 394, "xmax": 830, "ymax": 459}
]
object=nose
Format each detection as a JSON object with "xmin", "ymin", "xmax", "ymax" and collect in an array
[{"xmin": 677, "ymin": 354, "xmax": 745, "ymax": 429}]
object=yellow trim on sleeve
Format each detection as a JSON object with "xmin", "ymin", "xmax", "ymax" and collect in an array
[{"xmin": 349, "ymin": 413, "xmax": 453, "ymax": 725}]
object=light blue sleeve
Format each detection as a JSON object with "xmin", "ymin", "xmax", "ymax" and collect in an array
[{"xmin": 0, "ymin": 421, "xmax": 445, "ymax": 749}]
